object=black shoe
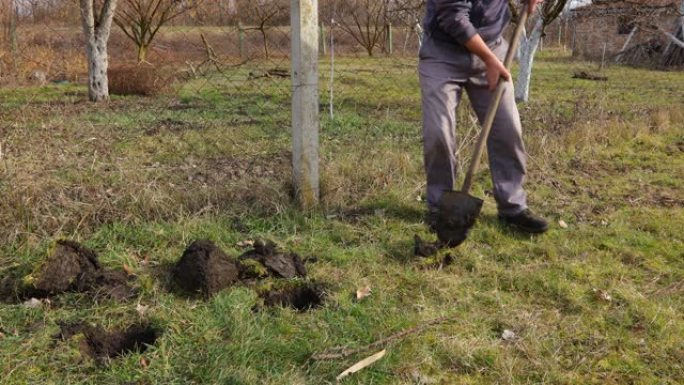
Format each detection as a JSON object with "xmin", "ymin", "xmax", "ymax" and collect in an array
[{"xmin": 499, "ymin": 209, "xmax": 549, "ymax": 234}]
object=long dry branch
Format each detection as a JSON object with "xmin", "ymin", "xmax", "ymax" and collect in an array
[{"xmin": 310, "ymin": 315, "xmax": 456, "ymax": 361}]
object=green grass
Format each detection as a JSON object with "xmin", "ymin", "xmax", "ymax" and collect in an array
[{"xmin": 1, "ymin": 50, "xmax": 683, "ymax": 384}]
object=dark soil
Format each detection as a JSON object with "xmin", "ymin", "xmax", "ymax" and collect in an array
[
  {"xmin": 435, "ymin": 191, "xmax": 483, "ymax": 247},
  {"xmin": 34, "ymin": 240, "xmax": 100, "ymax": 294},
  {"xmin": 414, "ymin": 235, "xmax": 442, "ymax": 258},
  {"xmin": 172, "ymin": 240, "xmax": 240, "ymax": 297},
  {"xmin": 261, "ymin": 283, "xmax": 326, "ymax": 312},
  {"xmin": 55, "ymin": 321, "xmax": 160, "ymax": 361},
  {"xmin": 2, "ymin": 240, "xmax": 136, "ymax": 302},
  {"xmin": 239, "ymin": 240, "xmax": 307, "ymax": 279},
  {"xmin": 422, "ymin": 254, "xmax": 455, "ymax": 270}
]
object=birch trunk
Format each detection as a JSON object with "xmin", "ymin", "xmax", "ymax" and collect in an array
[
  {"xmin": 515, "ymin": 16, "xmax": 544, "ymax": 103},
  {"xmin": 79, "ymin": 0, "xmax": 118, "ymax": 102}
]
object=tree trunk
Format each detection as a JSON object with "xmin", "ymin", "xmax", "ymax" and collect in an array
[
  {"xmin": 79, "ymin": 0, "xmax": 118, "ymax": 102},
  {"xmin": 137, "ymin": 44, "xmax": 149, "ymax": 63},
  {"xmin": 260, "ymin": 28, "xmax": 270, "ymax": 59},
  {"xmin": 8, "ymin": 0, "xmax": 17, "ymax": 72},
  {"xmin": 515, "ymin": 17, "xmax": 544, "ymax": 103}
]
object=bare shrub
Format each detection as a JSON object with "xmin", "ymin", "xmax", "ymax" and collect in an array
[{"xmin": 108, "ymin": 63, "xmax": 172, "ymax": 96}]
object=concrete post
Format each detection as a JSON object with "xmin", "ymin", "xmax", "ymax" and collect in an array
[{"xmin": 291, "ymin": 0, "xmax": 320, "ymax": 209}]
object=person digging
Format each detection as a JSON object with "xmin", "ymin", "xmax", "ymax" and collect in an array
[{"xmin": 420, "ymin": 0, "xmax": 549, "ymax": 245}]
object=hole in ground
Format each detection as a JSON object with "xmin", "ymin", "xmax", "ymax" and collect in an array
[
  {"xmin": 260, "ymin": 283, "xmax": 326, "ymax": 312},
  {"xmin": 56, "ymin": 321, "xmax": 161, "ymax": 361}
]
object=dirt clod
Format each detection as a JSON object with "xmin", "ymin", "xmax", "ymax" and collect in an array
[
  {"xmin": 240, "ymin": 240, "xmax": 307, "ymax": 279},
  {"xmin": 172, "ymin": 240, "xmax": 240, "ymax": 296},
  {"xmin": 261, "ymin": 283, "xmax": 325, "ymax": 312},
  {"xmin": 34, "ymin": 240, "xmax": 100, "ymax": 294},
  {"xmin": 24, "ymin": 240, "xmax": 136, "ymax": 301},
  {"xmin": 414, "ymin": 235, "xmax": 442, "ymax": 258}
]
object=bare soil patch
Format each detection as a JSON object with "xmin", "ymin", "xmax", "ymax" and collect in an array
[{"xmin": 55, "ymin": 321, "xmax": 161, "ymax": 362}]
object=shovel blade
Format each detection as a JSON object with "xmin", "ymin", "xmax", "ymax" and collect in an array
[{"xmin": 435, "ymin": 190, "xmax": 484, "ymax": 247}]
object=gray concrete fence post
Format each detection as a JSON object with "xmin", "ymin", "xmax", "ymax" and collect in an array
[{"xmin": 291, "ymin": 0, "xmax": 320, "ymax": 209}]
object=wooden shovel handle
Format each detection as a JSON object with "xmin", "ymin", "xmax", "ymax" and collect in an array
[{"xmin": 461, "ymin": 6, "xmax": 530, "ymax": 194}]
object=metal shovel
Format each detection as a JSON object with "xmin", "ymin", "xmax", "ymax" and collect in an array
[{"xmin": 435, "ymin": 6, "xmax": 530, "ymax": 246}]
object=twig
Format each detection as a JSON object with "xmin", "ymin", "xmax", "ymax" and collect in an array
[{"xmin": 310, "ymin": 315, "xmax": 455, "ymax": 361}]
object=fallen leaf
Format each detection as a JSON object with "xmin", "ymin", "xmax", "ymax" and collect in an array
[
  {"xmin": 356, "ymin": 285, "xmax": 372, "ymax": 301},
  {"xmin": 593, "ymin": 288, "xmax": 612, "ymax": 302},
  {"xmin": 23, "ymin": 298, "xmax": 42, "ymax": 309},
  {"xmin": 140, "ymin": 356, "xmax": 149, "ymax": 368},
  {"xmin": 237, "ymin": 240, "xmax": 254, "ymax": 248},
  {"xmin": 501, "ymin": 329, "xmax": 516, "ymax": 341},
  {"xmin": 122, "ymin": 264, "xmax": 136, "ymax": 276},
  {"xmin": 136, "ymin": 302, "xmax": 149, "ymax": 316},
  {"xmin": 558, "ymin": 220, "xmax": 568, "ymax": 229},
  {"xmin": 336, "ymin": 349, "xmax": 387, "ymax": 382}
]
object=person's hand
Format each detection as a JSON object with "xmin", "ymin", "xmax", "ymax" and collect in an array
[
  {"xmin": 484, "ymin": 57, "xmax": 511, "ymax": 91},
  {"xmin": 527, "ymin": 0, "xmax": 544, "ymax": 14}
]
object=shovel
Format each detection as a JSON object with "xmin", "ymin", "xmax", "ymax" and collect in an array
[{"xmin": 435, "ymin": 6, "xmax": 530, "ymax": 246}]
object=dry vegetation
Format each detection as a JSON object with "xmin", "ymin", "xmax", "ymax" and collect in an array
[{"xmin": 0, "ymin": 23, "xmax": 683, "ymax": 385}]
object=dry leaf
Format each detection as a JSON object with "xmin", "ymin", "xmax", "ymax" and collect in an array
[
  {"xmin": 136, "ymin": 302, "xmax": 149, "ymax": 316},
  {"xmin": 140, "ymin": 356, "xmax": 149, "ymax": 368},
  {"xmin": 501, "ymin": 329, "xmax": 516, "ymax": 341},
  {"xmin": 558, "ymin": 220, "xmax": 568, "ymax": 229},
  {"xmin": 593, "ymin": 288, "xmax": 612, "ymax": 302},
  {"xmin": 123, "ymin": 264, "xmax": 136, "ymax": 276},
  {"xmin": 356, "ymin": 285, "xmax": 372, "ymax": 301},
  {"xmin": 23, "ymin": 298, "xmax": 42, "ymax": 309},
  {"xmin": 336, "ymin": 349, "xmax": 387, "ymax": 381},
  {"xmin": 237, "ymin": 240, "xmax": 255, "ymax": 248}
]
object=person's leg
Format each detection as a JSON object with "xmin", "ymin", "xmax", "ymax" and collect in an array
[
  {"xmin": 418, "ymin": 63, "xmax": 464, "ymax": 212},
  {"xmin": 465, "ymin": 79, "xmax": 528, "ymax": 216}
]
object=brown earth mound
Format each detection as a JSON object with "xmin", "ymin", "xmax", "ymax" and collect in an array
[
  {"xmin": 1, "ymin": 240, "xmax": 136, "ymax": 302},
  {"xmin": 239, "ymin": 240, "xmax": 307, "ymax": 279},
  {"xmin": 172, "ymin": 240, "xmax": 240, "ymax": 297}
]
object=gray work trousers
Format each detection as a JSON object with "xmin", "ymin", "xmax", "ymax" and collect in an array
[{"xmin": 419, "ymin": 36, "xmax": 527, "ymax": 216}]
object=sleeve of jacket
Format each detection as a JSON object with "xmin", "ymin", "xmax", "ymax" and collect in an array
[{"xmin": 435, "ymin": 0, "xmax": 478, "ymax": 45}]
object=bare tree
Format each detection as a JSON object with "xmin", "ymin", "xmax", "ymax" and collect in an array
[
  {"xmin": 1, "ymin": 0, "xmax": 19, "ymax": 73},
  {"xmin": 513, "ymin": 0, "xmax": 568, "ymax": 103},
  {"xmin": 661, "ymin": 0, "xmax": 684, "ymax": 65},
  {"xmin": 238, "ymin": 0, "xmax": 287, "ymax": 59},
  {"xmin": 80, "ymin": 0, "xmax": 118, "ymax": 102},
  {"xmin": 388, "ymin": 0, "xmax": 426, "ymax": 51},
  {"xmin": 331, "ymin": 0, "xmax": 391, "ymax": 56},
  {"xmin": 114, "ymin": 0, "xmax": 193, "ymax": 63}
]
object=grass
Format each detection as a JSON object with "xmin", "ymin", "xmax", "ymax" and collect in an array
[{"xmin": 1, "ymin": 48, "xmax": 683, "ymax": 384}]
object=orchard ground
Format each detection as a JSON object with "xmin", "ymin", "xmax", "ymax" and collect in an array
[{"xmin": 0, "ymin": 48, "xmax": 683, "ymax": 384}]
